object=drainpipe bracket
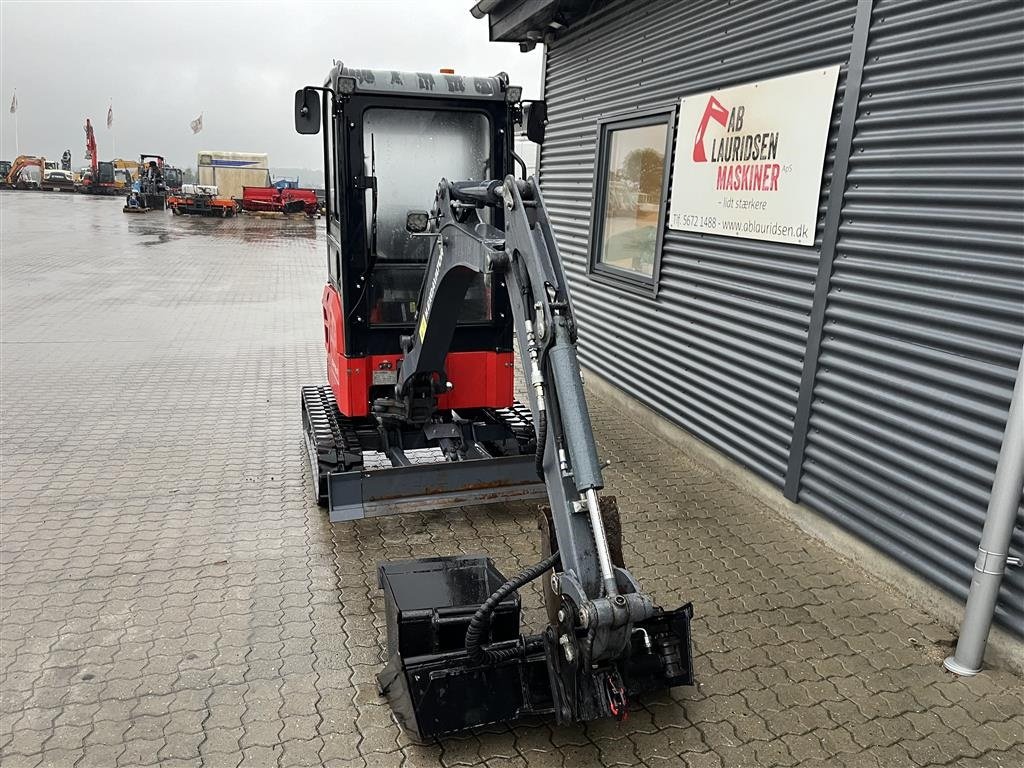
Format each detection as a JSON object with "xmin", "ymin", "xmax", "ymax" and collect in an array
[{"xmin": 975, "ymin": 548, "xmax": 1010, "ymax": 576}]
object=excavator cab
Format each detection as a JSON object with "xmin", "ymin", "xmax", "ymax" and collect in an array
[
  {"xmin": 296, "ymin": 66, "xmax": 543, "ymax": 521},
  {"xmin": 137, "ymin": 154, "xmax": 168, "ymax": 210},
  {"xmin": 95, "ymin": 161, "xmax": 115, "ymax": 185},
  {"xmin": 163, "ymin": 165, "xmax": 183, "ymax": 193}
]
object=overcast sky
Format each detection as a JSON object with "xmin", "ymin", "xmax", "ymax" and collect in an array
[{"xmin": 0, "ymin": 1, "xmax": 541, "ymax": 169}]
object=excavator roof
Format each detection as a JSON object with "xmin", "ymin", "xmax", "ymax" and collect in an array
[{"xmin": 327, "ymin": 64, "xmax": 511, "ymax": 101}]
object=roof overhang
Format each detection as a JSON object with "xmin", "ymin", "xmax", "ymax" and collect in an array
[{"xmin": 470, "ymin": 0, "xmax": 599, "ymax": 50}]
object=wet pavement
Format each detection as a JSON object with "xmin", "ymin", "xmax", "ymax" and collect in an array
[{"xmin": 1, "ymin": 191, "xmax": 1022, "ymax": 767}]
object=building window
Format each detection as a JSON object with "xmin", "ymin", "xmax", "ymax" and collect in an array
[{"xmin": 589, "ymin": 109, "xmax": 674, "ymax": 292}]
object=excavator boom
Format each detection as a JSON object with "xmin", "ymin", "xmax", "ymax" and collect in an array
[{"xmin": 85, "ymin": 119, "xmax": 97, "ymax": 173}]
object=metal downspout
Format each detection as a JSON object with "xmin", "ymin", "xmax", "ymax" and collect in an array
[{"xmin": 944, "ymin": 349, "xmax": 1024, "ymax": 676}]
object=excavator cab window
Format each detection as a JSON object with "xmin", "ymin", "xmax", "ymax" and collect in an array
[
  {"xmin": 363, "ymin": 108, "xmax": 490, "ymax": 261},
  {"xmin": 164, "ymin": 167, "xmax": 183, "ymax": 190},
  {"xmin": 96, "ymin": 162, "xmax": 115, "ymax": 184},
  {"xmin": 368, "ymin": 266, "xmax": 492, "ymax": 326},
  {"xmin": 362, "ymin": 107, "xmax": 493, "ymax": 326}
]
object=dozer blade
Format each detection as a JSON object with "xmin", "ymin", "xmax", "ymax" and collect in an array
[
  {"xmin": 302, "ymin": 385, "xmax": 546, "ymax": 522},
  {"xmin": 327, "ymin": 456, "xmax": 546, "ymax": 522}
]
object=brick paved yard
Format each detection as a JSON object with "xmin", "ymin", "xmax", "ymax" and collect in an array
[{"xmin": 1, "ymin": 192, "xmax": 1022, "ymax": 767}]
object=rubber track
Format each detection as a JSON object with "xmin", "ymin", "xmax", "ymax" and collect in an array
[
  {"xmin": 491, "ymin": 400, "xmax": 537, "ymax": 451},
  {"xmin": 303, "ymin": 386, "xmax": 537, "ymax": 505},
  {"xmin": 302, "ymin": 386, "xmax": 363, "ymax": 510},
  {"xmin": 303, "ymin": 386, "xmax": 362, "ymax": 466}
]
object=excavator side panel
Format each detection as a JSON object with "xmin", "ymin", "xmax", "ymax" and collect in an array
[{"xmin": 323, "ymin": 284, "xmax": 349, "ymax": 411}]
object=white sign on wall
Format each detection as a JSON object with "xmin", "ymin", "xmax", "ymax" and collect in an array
[{"xmin": 667, "ymin": 66, "xmax": 840, "ymax": 246}]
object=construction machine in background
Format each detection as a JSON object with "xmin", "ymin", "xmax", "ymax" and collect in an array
[
  {"xmin": 163, "ymin": 165, "xmax": 184, "ymax": 194},
  {"xmin": 113, "ymin": 167, "xmax": 133, "ymax": 194},
  {"xmin": 78, "ymin": 162, "xmax": 117, "ymax": 194},
  {"xmin": 113, "ymin": 158, "xmax": 141, "ymax": 181},
  {"xmin": 135, "ymin": 156, "xmax": 183, "ymax": 201},
  {"xmin": 43, "ymin": 169, "xmax": 76, "ymax": 192},
  {"xmin": 137, "ymin": 154, "xmax": 171, "ymax": 210},
  {"xmin": 5, "ymin": 156, "xmax": 46, "ymax": 189},
  {"xmin": 294, "ymin": 65, "xmax": 694, "ymax": 740},
  {"xmin": 79, "ymin": 119, "xmax": 118, "ymax": 195}
]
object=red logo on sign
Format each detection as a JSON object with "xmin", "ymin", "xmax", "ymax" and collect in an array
[{"xmin": 693, "ymin": 96, "xmax": 729, "ymax": 163}]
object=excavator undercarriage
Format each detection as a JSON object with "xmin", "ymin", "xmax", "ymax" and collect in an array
[{"xmin": 302, "ymin": 384, "xmax": 544, "ymax": 521}]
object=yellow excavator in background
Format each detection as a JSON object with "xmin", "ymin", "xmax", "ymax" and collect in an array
[
  {"xmin": 113, "ymin": 158, "xmax": 140, "ymax": 193},
  {"xmin": 5, "ymin": 155, "xmax": 46, "ymax": 189}
]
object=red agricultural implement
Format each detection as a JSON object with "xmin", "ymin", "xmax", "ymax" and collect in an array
[{"xmin": 240, "ymin": 186, "xmax": 318, "ymax": 215}]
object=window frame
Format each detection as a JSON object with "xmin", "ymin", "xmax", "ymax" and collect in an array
[
  {"xmin": 326, "ymin": 95, "xmax": 342, "ymax": 284},
  {"xmin": 587, "ymin": 105, "xmax": 677, "ymax": 297}
]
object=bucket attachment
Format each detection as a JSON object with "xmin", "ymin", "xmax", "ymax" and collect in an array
[
  {"xmin": 376, "ymin": 556, "xmax": 553, "ymax": 739},
  {"xmin": 375, "ymin": 555, "xmax": 695, "ymax": 740}
]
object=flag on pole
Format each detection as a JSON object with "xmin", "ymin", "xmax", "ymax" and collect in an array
[
  {"xmin": 190, "ymin": 113, "xmax": 203, "ymax": 134},
  {"xmin": 107, "ymin": 104, "xmax": 113, "ymax": 128},
  {"xmin": 9, "ymin": 92, "xmax": 17, "ymax": 113}
]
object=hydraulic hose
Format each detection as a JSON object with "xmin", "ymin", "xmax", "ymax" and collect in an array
[
  {"xmin": 534, "ymin": 410, "xmax": 547, "ymax": 479},
  {"xmin": 465, "ymin": 550, "xmax": 561, "ymax": 666}
]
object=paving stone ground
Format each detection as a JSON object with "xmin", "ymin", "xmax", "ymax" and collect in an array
[{"xmin": 1, "ymin": 191, "xmax": 1022, "ymax": 767}]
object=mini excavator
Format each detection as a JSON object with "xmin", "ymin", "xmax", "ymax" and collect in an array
[{"xmin": 295, "ymin": 64, "xmax": 694, "ymax": 739}]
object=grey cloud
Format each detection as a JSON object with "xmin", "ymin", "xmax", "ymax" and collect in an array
[{"xmin": 0, "ymin": 1, "xmax": 540, "ymax": 173}]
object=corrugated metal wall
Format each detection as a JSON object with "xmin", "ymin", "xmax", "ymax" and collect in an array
[
  {"xmin": 798, "ymin": 0, "xmax": 1024, "ymax": 634},
  {"xmin": 539, "ymin": 0, "xmax": 1024, "ymax": 635},
  {"xmin": 541, "ymin": 0, "xmax": 858, "ymax": 485}
]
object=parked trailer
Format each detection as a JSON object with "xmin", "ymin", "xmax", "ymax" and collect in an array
[{"xmin": 196, "ymin": 151, "xmax": 270, "ymax": 202}]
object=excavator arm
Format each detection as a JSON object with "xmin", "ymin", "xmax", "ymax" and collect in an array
[
  {"xmin": 377, "ymin": 176, "xmax": 694, "ymax": 735},
  {"xmin": 396, "ymin": 177, "xmax": 621, "ymax": 603}
]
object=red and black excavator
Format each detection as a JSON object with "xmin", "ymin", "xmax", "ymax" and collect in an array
[
  {"xmin": 295, "ymin": 65, "xmax": 694, "ymax": 740},
  {"xmin": 79, "ymin": 118, "xmax": 117, "ymax": 195}
]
